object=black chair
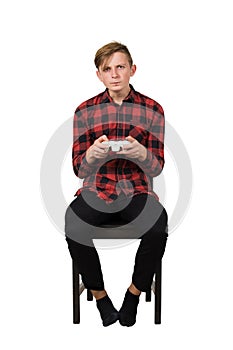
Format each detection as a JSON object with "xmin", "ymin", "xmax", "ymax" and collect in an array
[{"xmin": 71, "ymin": 222, "xmax": 163, "ymax": 325}]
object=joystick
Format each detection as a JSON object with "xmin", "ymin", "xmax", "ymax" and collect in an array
[{"xmin": 102, "ymin": 140, "xmax": 130, "ymax": 152}]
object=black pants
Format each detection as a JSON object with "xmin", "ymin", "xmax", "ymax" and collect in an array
[{"xmin": 65, "ymin": 191, "xmax": 168, "ymax": 292}]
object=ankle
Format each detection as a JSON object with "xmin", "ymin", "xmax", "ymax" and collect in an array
[
  {"xmin": 119, "ymin": 289, "xmax": 140, "ymax": 327},
  {"xmin": 96, "ymin": 294, "xmax": 119, "ymax": 327},
  {"xmin": 128, "ymin": 284, "xmax": 141, "ymax": 296},
  {"xmin": 91, "ymin": 289, "xmax": 107, "ymax": 300}
]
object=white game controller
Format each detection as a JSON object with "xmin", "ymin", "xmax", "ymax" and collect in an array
[{"xmin": 102, "ymin": 140, "xmax": 130, "ymax": 152}]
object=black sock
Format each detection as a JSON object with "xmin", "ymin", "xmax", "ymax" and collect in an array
[
  {"xmin": 119, "ymin": 289, "xmax": 140, "ymax": 327},
  {"xmin": 96, "ymin": 295, "xmax": 119, "ymax": 327}
]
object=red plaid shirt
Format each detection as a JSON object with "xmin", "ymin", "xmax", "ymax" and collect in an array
[{"xmin": 72, "ymin": 85, "xmax": 165, "ymax": 203}]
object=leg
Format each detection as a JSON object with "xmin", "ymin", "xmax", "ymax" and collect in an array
[
  {"xmin": 68, "ymin": 240, "xmax": 118, "ymax": 327},
  {"xmin": 65, "ymin": 192, "xmax": 112, "ymax": 290},
  {"xmin": 132, "ymin": 228, "xmax": 167, "ymax": 292},
  {"xmin": 118, "ymin": 194, "xmax": 168, "ymax": 326},
  {"xmin": 65, "ymin": 191, "xmax": 119, "ymax": 326},
  {"xmin": 119, "ymin": 194, "xmax": 168, "ymax": 292},
  {"xmin": 66, "ymin": 236, "xmax": 105, "ymax": 291}
]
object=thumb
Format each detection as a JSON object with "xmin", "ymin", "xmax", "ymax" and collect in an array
[
  {"xmin": 126, "ymin": 135, "xmax": 135, "ymax": 143},
  {"xmin": 98, "ymin": 134, "xmax": 109, "ymax": 142}
]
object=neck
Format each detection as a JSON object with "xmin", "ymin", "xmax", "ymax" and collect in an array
[{"xmin": 109, "ymin": 86, "xmax": 131, "ymax": 105}]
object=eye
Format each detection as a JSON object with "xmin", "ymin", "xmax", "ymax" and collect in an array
[
  {"xmin": 103, "ymin": 67, "xmax": 110, "ymax": 72},
  {"xmin": 117, "ymin": 65, "xmax": 125, "ymax": 69}
]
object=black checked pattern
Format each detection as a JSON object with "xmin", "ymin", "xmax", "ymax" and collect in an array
[{"xmin": 72, "ymin": 85, "xmax": 165, "ymax": 203}]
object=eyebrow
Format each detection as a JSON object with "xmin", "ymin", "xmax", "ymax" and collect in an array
[{"xmin": 102, "ymin": 62, "xmax": 128, "ymax": 70}]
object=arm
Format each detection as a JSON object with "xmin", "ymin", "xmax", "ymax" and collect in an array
[
  {"xmin": 139, "ymin": 107, "xmax": 165, "ymax": 177},
  {"xmin": 117, "ymin": 106, "xmax": 165, "ymax": 177},
  {"xmin": 72, "ymin": 109, "xmax": 109, "ymax": 179}
]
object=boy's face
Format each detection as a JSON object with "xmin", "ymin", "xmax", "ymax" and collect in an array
[{"xmin": 96, "ymin": 52, "xmax": 136, "ymax": 95}]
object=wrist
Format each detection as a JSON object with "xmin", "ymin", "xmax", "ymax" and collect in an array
[
  {"xmin": 86, "ymin": 147, "xmax": 95, "ymax": 164},
  {"xmin": 138, "ymin": 146, "xmax": 147, "ymax": 162}
]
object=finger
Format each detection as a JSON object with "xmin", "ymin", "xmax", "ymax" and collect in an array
[
  {"xmin": 127, "ymin": 153, "xmax": 139, "ymax": 158},
  {"xmin": 117, "ymin": 149, "xmax": 140, "ymax": 157},
  {"xmin": 125, "ymin": 136, "xmax": 136, "ymax": 143},
  {"xmin": 94, "ymin": 151, "xmax": 106, "ymax": 158},
  {"xmin": 93, "ymin": 146, "xmax": 107, "ymax": 154},
  {"xmin": 117, "ymin": 143, "xmax": 135, "ymax": 152},
  {"xmin": 117, "ymin": 145, "xmax": 137, "ymax": 153},
  {"xmin": 98, "ymin": 134, "xmax": 109, "ymax": 142},
  {"xmin": 98, "ymin": 144, "xmax": 109, "ymax": 151},
  {"xmin": 117, "ymin": 150, "xmax": 135, "ymax": 156},
  {"xmin": 93, "ymin": 149, "xmax": 109, "ymax": 159}
]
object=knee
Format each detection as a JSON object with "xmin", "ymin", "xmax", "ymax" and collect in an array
[
  {"xmin": 65, "ymin": 205, "xmax": 99, "ymax": 247},
  {"xmin": 159, "ymin": 207, "xmax": 168, "ymax": 233},
  {"xmin": 146, "ymin": 198, "xmax": 168, "ymax": 233},
  {"xmin": 150, "ymin": 204, "xmax": 168, "ymax": 234},
  {"xmin": 143, "ymin": 207, "xmax": 168, "ymax": 242},
  {"xmin": 64, "ymin": 205, "xmax": 77, "ymax": 236},
  {"xmin": 64, "ymin": 205, "xmax": 86, "ymax": 240}
]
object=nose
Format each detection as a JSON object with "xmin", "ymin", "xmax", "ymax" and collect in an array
[{"xmin": 111, "ymin": 68, "xmax": 118, "ymax": 78}]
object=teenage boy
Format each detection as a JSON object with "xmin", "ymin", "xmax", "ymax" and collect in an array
[{"xmin": 65, "ymin": 42, "xmax": 168, "ymax": 327}]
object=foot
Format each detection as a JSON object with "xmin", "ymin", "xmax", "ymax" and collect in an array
[
  {"xmin": 96, "ymin": 295, "xmax": 119, "ymax": 327},
  {"xmin": 119, "ymin": 289, "xmax": 140, "ymax": 327}
]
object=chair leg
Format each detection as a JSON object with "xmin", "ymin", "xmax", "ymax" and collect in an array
[
  {"xmin": 87, "ymin": 289, "xmax": 93, "ymax": 301},
  {"xmin": 154, "ymin": 261, "xmax": 162, "ymax": 324},
  {"xmin": 145, "ymin": 289, "xmax": 151, "ymax": 302},
  {"xmin": 72, "ymin": 261, "xmax": 80, "ymax": 324}
]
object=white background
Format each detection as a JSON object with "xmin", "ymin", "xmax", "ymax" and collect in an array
[{"xmin": 1, "ymin": 0, "xmax": 233, "ymax": 349}]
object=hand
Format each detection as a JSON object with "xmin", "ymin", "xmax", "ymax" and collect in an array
[
  {"xmin": 117, "ymin": 136, "xmax": 147, "ymax": 162},
  {"xmin": 86, "ymin": 135, "xmax": 109, "ymax": 164}
]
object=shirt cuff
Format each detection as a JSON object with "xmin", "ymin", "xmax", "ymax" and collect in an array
[
  {"xmin": 78, "ymin": 154, "xmax": 104, "ymax": 177},
  {"xmin": 140, "ymin": 149, "xmax": 153, "ymax": 166}
]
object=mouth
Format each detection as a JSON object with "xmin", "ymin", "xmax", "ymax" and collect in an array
[{"xmin": 111, "ymin": 82, "xmax": 120, "ymax": 85}]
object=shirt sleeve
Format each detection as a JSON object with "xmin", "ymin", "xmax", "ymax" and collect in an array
[
  {"xmin": 139, "ymin": 104, "xmax": 165, "ymax": 177},
  {"xmin": 72, "ymin": 108, "xmax": 102, "ymax": 179}
]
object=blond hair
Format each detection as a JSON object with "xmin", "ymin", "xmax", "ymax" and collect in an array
[{"xmin": 94, "ymin": 41, "xmax": 133, "ymax": 69}]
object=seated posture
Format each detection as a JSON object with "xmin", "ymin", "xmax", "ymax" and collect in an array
[{"xmin": 65, "ymin": 42, "xmax": 168, "ymax": 327}]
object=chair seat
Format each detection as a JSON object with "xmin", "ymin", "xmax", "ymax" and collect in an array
[{"xmin": 95, "ymin": 222, "xmax": 137, "ymax": 239}]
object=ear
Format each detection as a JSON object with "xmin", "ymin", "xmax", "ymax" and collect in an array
[
  {"xmin": 96, "ymin": 70, "xmax": 103, "ymax": 82},
  {"xmin": 130, "ymin": 64, "xmax": 136, "ymax": 77}
]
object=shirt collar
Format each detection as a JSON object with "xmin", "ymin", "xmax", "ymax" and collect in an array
[{"xmin": 101, "ymin": 84, "xmax": 135, "ymax": 104}]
